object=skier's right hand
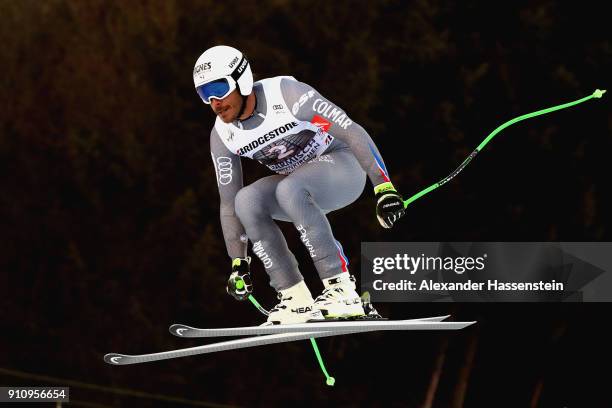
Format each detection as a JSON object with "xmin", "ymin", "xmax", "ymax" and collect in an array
[{"xmin": 226, "ymin": 257, "xmax": 253, "ymax": 301}]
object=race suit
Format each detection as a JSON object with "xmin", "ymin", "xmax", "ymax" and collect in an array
[{"xmin": 210, "ymin": 76, "xmax": 390, "ymax": 290}]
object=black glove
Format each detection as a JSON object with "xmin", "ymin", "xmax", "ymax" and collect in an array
[
  {"xmin": 374, "ymin": 182, "xmax": 406, "ymax": 229},
  {"xmin": 226, "ymin": 257, "xmax": 253, "ymax": 301}
]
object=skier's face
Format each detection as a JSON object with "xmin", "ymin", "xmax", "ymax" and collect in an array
[{"xmin": 211, "ymin": 89, "xmax": 242, "ymax": 123}]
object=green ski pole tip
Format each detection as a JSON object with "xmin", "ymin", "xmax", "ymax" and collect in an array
[
  {"xmin": 593, "ymin": 89, "xmax": 606, "ymax": 98},
  {"xmin": 236, "ymin": 280, "xmax": 244, "ymax": 289},
  {"xmin": 326, "ymin": 377, "xmax": 335, "ymax": 386}
]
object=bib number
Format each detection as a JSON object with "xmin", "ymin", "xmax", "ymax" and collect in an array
[{"xmin": 268, "ymin": 145, "xmax": 294, "ymax": 160}]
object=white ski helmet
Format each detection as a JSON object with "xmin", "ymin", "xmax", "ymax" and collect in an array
[{"xmin": 193, "ymin": 45, "xmax": 253, "ymax": 104}]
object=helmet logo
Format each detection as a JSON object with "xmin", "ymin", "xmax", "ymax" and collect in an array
[
  {"xmin": 193, "ymin": 62, "xmax": 211, "ymax": 75},
  {"xmin": 228, "ymin": 56, "xmax": 239, "ymax": 68},
  {"xmin": 236, "ymin": 59, "xmax": 248, "ymax": 75}
]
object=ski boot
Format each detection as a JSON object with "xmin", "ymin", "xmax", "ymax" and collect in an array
[
  {"xmin": 310, "ymin": 274, "xmax": 366, "ymax": 321},
  {"xmin": 263, "ymin": 280, "xmax": 322, "ymax": 325}
]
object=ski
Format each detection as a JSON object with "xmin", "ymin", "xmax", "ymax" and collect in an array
[
  {"xmin": 169, "ymin": 315, "xmax": 452, "ymax": 338},
  {"xmin": 106, "ymin": 329, "xmax": 362, "ymax": 365},
  {"xmin": 105, "ymin": 320, "xmax": 475, "ymax": 365}
]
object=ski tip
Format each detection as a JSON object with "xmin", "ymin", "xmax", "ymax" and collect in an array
[
  {"xmin": 104, "ymin": 353, "xmax": 128, "ymax": 365},
  {"xmin": 169, "ymin": 324, "xmax": 191, "ymax": 337}
]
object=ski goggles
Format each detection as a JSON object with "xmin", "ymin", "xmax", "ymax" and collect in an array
[{"xmin": 196, "ymin": 77, "xmax": 236, "ymax": 104}]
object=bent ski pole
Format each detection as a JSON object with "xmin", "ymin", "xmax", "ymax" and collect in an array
[
  {"xmin": 245, "ymin": 292, "xmax": 336, "ymax": 386},
  {"xmin": 403, "ymin": 89, "xmax": 606, "ymax": 208},
  {"xmin": 246, "ymin": 292, "xmax": 269, "ymax": 316}
]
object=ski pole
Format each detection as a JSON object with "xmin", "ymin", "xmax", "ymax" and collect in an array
[
  {"xmin": 243, "ymin": 291, "xmax": 336, "ymax": 386},
  {"xmin": 403, "ymin": 89, "xmax": 606, "ymax": 208}
]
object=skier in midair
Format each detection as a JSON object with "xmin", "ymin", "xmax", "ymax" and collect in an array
[{"xmin": 194, "ymin": 45, "xmax": 405, "ymax": 324}]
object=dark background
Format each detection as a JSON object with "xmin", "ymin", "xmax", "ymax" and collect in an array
[{"xmin": 1, "ymin": 1, "xmax": 610, "ymax": 407}]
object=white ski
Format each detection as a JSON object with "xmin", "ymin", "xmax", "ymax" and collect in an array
[
  {"xmin": 105, "ymin": 319, "xmax": 475, "ymax": 365},
  {"xmin": 169, "ymin": 315, "xmax": 452, "ymax": 338},
  {"xmin": 105, "ymin": 330, "xmax": 358, "ymax": 365}
]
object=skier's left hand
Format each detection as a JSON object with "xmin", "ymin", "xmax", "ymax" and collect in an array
[
  {"xmin": 374, "ymin": 182, "xmax": 406, "ymax": 228},
  {"xmin": 226, "ymin": 257, "xmax": 253, "ymax": 301}
]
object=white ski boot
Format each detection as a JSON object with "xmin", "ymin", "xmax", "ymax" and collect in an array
[
  {"xmin": 263, "ymin": 280, "xmax": 323, "ymax": 325},
  {"xmin": 310, "ymin": 274, "xmax": 365, "ymax": 320}
]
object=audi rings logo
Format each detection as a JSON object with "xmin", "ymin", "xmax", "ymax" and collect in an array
[{"xmin": 216, "ymin": 156, "xmax": 233, "ymax": 185}]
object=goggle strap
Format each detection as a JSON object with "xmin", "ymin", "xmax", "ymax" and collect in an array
[{"xmin": 230, "ymin": 54, "xmax": 249, "ymax": 83}]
